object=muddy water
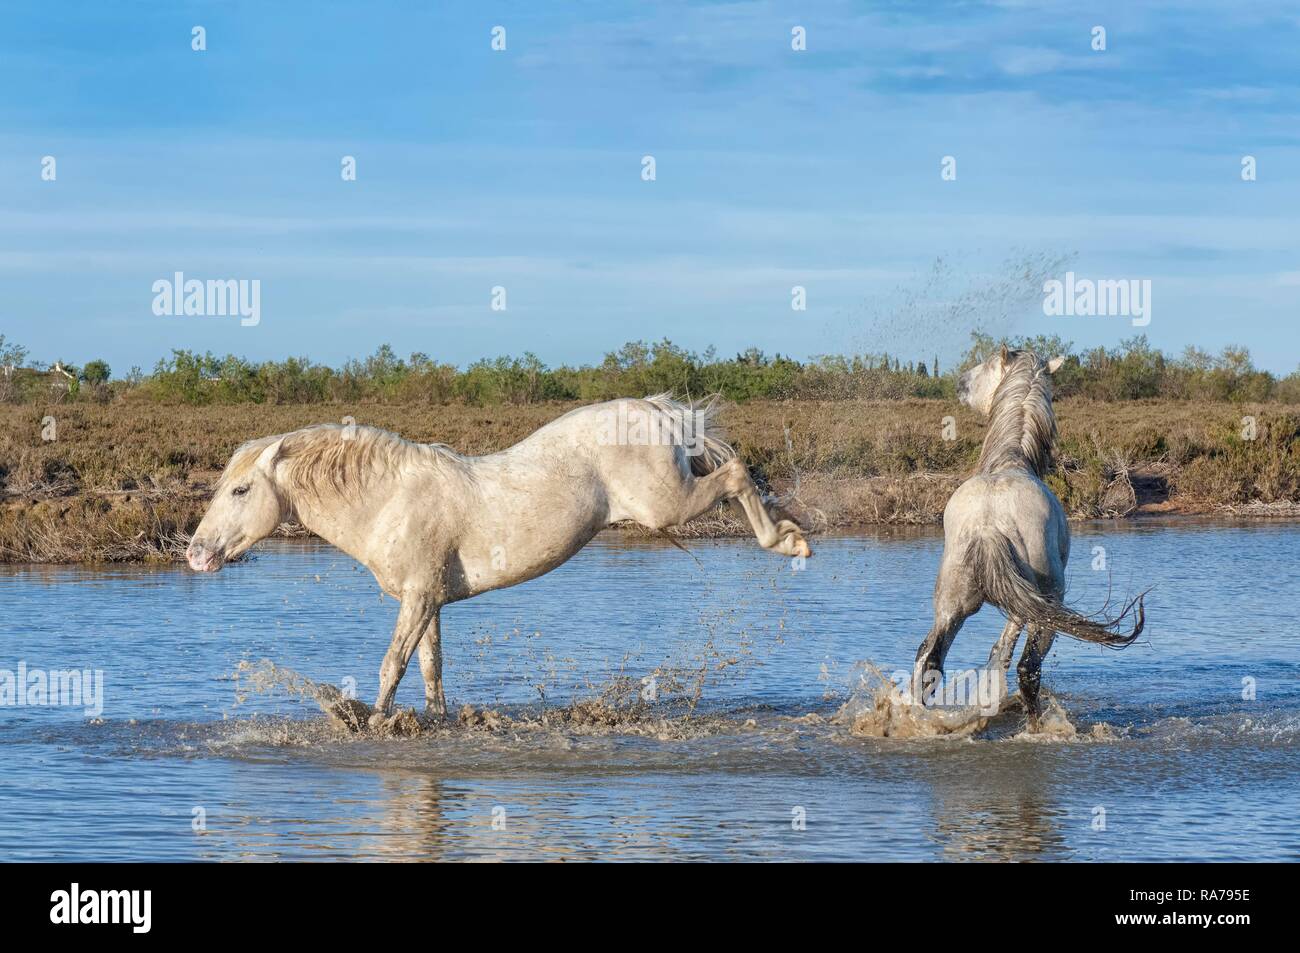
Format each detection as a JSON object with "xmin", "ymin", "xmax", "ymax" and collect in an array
[{"xmin": 0, "ymin": 521, "xmax": 1296, "ymax": 861}]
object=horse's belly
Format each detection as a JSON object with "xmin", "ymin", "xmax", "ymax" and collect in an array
[
  {"xmin": 445, "ymin": 450, "xmax": 612, "ymax": 599},
  {"xmin": 452, "ymin": 526, "xmax": 602, "ymax": 599}
]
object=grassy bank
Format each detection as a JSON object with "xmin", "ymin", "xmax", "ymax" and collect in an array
[{"xmin": 2, "ymin": 398, "xmax": 1298, "ymax": 562}]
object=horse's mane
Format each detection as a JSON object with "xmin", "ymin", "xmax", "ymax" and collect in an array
[
  {"xmin": 977, "ymin": 351, "xmax": 1057, "ymax": 478},
  {"xmin": 218, "ymin": 424, "xmax": 464, "ymax": 500}
]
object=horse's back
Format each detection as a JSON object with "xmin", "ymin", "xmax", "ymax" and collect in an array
[
  {"xmin": 944, "ymin": 469, "xmax": 1069, "ymax": 573},
  {"xmin": 531, "ymin": 397, "xmax": 708, "ymax": 475},
  {"xmin": 508, "ymin": 399, "xmax": 680, "ymax": 460}
]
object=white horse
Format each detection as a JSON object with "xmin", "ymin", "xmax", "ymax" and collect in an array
[
  {"xmin": 187, "ymin": 395, "xmax": 810, "ymax": 729},
  {"xmin": 913, "ymin": 348, "xmax": 1144, "ymax": 730}
]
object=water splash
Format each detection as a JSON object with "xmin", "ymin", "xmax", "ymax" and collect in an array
[
  {"xmin": 230, "ymin": 658, "xmax": 407, "ymax": 733},
  {"xmin": 1009, "ymin": 695, "xmax": 1079, "ymax": 741},
  {"xmin": 229, "ymin": 658, "xmax": 744, "ymax": 741},
  {"xmin": 838, "ymin": 663, "xmax": 1005, "ymax": 738}
]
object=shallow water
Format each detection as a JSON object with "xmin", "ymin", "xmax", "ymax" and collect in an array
[{"xmin": 0, "ymin": 520, "xmax": 1297, "ymax": 861}]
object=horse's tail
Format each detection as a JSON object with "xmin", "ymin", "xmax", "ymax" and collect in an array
[
  {"xmin": 642, "ymin": 392, "xmax": 736, "ymax": 476},
  {"xmin": 971, "ymin": 534, "xmax": 1145, "ymax": 647}
]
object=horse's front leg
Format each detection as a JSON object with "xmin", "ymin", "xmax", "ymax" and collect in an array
[
  {"xmin": 417, "ymin": 606, "xmax": 446, "ymax": 720},
  {"xmin": 371, "ymin": 588, "xmax": 438, "ymax": 729}
]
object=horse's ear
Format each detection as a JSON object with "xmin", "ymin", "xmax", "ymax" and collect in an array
[
  {"xmin": 255, "ymin": 438, "xmax": 284, "ymax": 473},
  {"xmin": 998, "ymin": 344, "xmax": 1010, "ymax": 364},
  {"xmin": 1046, "ymin": 355, "xmax": 1065, "ymax": 374}
]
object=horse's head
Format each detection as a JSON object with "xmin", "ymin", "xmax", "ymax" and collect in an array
[
  {"xmin": 957, "ymin": 346, "xmax": 1065, "ymax": 417},
  {"xmin": 187, "ymin": 437, "xmax": 288, "ymax": 572}
]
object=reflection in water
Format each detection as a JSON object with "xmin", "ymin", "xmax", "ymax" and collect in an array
[
  {"xmin": 925, "ymin": 755, "xmax": 1068, "ymax": 861},
  {"xmin": 0, "ymin": 522, "xmax": 1298, "ymax": 861}
]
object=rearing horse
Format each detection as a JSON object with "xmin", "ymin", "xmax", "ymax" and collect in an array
[
  {"xmin": 913, "ymin": 348, "xmax": 1144, "ymax": 730},
  {"xmin": 186, "ymin": 395, "xmax": 810, "ymax": 729}
]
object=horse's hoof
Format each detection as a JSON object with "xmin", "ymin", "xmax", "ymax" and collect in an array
[{"xmin": 775, "ymin": 520, "xmax": 811, "ymax": 558}]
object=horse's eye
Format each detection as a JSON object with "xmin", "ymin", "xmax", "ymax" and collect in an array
[{"xmin": 232, "ymin": 485, "xmax": 250, "ymax": 497}]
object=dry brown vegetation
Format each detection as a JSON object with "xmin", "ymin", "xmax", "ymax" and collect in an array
[{"xmin": 3, "ymin": 396, "xmax": 1298, "ymax": 562}]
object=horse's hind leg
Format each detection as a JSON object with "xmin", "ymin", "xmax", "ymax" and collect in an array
[
  {"xmin": 912, "ymin": 610, "xmax": 975, "ymax": 705},
  {"xmin": 712, "ymin": 459, "xmax": 809, "ymax": 557},
  {"xmin": 912, "ymin": 560, "xmax": 982, "ymax": 706},
  {"xmin": 626, "ymin": 456, "xmax": 809, "ymax": 558},
  {"xmin": 417, "ymin": 606, "xmax": 446, "ymax": 720},
  {"xmin": 1016, "ymin": 624, "xmax": 1058, "ymax": 731}
]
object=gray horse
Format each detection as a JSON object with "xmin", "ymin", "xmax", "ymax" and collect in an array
[{"xmin": 913, "ymin": 347, "xmax": 1144, "ymax": 730}]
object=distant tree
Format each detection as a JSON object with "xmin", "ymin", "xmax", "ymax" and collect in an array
[
  {"xmin": 0, "ymin": 335, "xmax": 28, "ymax": 402},
  {"xmin": 82, "ymin": 359, "xmax": 111, "ymax": 384},
  {"xmin": 0, "ymin": 335, "xmax": 28, "ymax": 373}
]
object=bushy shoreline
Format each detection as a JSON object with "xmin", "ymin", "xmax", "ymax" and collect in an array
[
  {"xmin": 4, "ymin": 333, "xmax": 1299, "ymax": 406},
  {"xmin": 3, "ymin": 397, "xmax": 1297, "ymax": 563}
]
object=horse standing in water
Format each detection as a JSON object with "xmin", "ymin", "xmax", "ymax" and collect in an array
[
  {"xmin": 186, "ymin": 395, "xmax": 810, "ymax": 729},
  {"xmin": 913, "ymin": 348, "xmax": 1144, "ymax": 730}
]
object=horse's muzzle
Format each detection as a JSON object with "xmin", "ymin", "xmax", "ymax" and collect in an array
[{"xmin": 186, "ymin": 538, "xmax": 225, "ymax": 572}]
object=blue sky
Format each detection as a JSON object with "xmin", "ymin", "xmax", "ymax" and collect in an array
[{"xmin": 1, "ymin": 0, "xmax": 1298, "ymax": 373}]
